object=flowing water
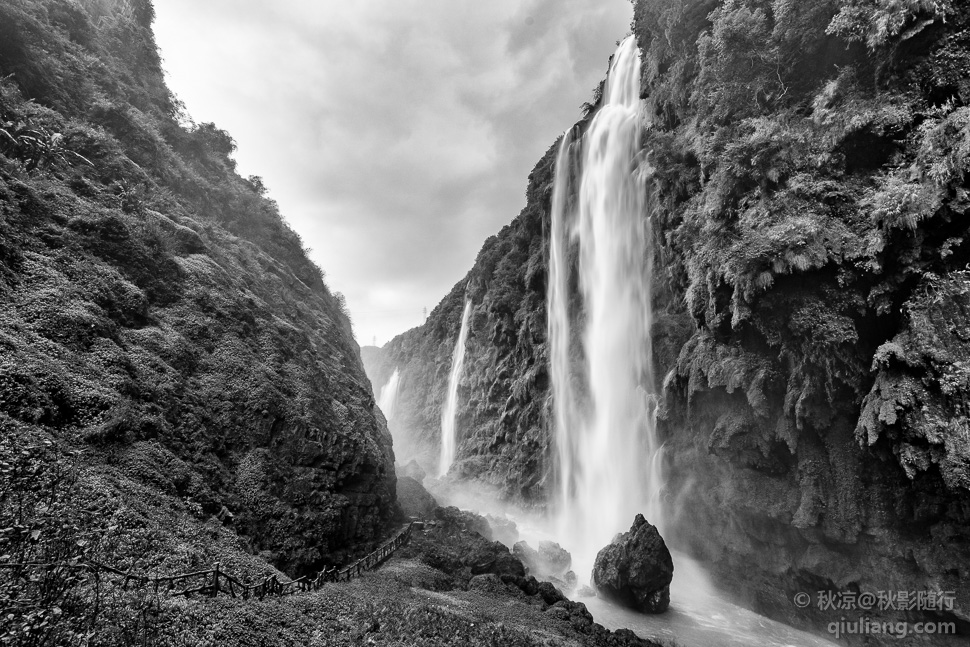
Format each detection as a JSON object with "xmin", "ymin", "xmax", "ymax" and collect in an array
[
  {"xmin": 535, "ymin": 33, "xmax": 841, "ymax": 647},
  {"xmin": 579, "ymin": 554, "xmax": 839, "ymax": 647},
  {"xmin": 439, "ymin": 299, "xmax": 472, "ymax": 475},
  {"xmin": 550, "ymin": 34, "xmax": 664, "ymax": 581},
  {"xmin": 548, "ymin": 127, "xmax": 578, "ymax": 518},
  {"xmin": 378, "ymin": 368, "xmax": 400, "ymax": 422},
  {"xmin": 427, "ymin": 32, "xmax": 840, "ymax": 647}
]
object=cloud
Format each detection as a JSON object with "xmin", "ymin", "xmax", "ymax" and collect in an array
[{"xmin": 153, "ymin": 0, "xmax": 632, "ymax": 346}]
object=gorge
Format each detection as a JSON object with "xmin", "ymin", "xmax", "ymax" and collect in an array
[
  {"xmin": 3, "ymin": 0, "xmax": 970, "ymax": 644},
  {"xmin": 363, "ymin": 0, "xmax": 970, "ymax": 643}
]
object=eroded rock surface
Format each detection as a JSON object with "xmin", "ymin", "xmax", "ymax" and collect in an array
[{"xmin": 593, "ymin": 515, "xmax": 673, "ymax": 613}]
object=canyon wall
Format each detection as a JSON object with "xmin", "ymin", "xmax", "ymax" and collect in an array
[
  {"xmin": 369, "ymin": 0, "xmax": 970, "ymax": 637},
  {"xmin": 362, "ymin": 149, "xmax": 555, "ymax": 498},
  {"xmin": 0, "ymin": 0, "xmax": 395, "ymax": 574}
]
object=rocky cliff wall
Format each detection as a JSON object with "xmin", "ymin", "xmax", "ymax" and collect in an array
[
  {"xmin": 370, "ymin": 0, "xmax": 970, "ymax": 638},
  {"xmin": 0, "ymin": 0, "xmax": 394, "ymax": 574},
  {"xmin": 363, "ymin": 159, "xmax": 555, "ymax": 499}
]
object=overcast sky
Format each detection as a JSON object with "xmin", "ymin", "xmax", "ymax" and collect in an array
[{"xmin": 153, "ymin": 0, "xmax": 632, "ymax": 347}]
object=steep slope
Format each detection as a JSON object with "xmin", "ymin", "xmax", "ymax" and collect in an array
[
  {"xmin": 0, "ymin": 0, "xmax": 394, "ymax": 576},
  {"xmin": 369, "ymin": 0, "xmax": 970, "ymax": 638}
]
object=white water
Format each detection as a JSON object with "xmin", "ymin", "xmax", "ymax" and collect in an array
[
  {"xmin": 548, "ymin": 127, "xmax": 578, "ymax": 514},
  {"xmin": 439, "ymin": 299, "xmax": 472, "ymax": 476},
  {"xmin": 580, "ymin": 554, "xmax": 839, "ymax": 647},
  {"xmin": 550, "ymin": 35, "xmax": 664, "ymax": 582},
  {"xmin": 378, "ymin": 368, "xmax": 400, "ymax": 422},
  {"xmin": 434, "ymin": 35, "xmax": 838, "ymax": 647}
]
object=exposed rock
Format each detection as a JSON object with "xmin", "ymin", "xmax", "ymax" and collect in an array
[
  {"xmin": 396, "ymin": 476, "xmax": 436, "ymax": 519},
  {"xmin": 483, "ymin": 514, "xmax": 519, "ymax": 547},
  {"xmin": 465, "ymin": 544, "xmax": 525, "ymax": 577},
  {"xmin": 398, "ymin": 514, "xmax": 661, "ymax": 647},
  {"xmin": 433, "ymin": 505, "xmax": 493, "ymax": 540},
  {"xmin": 397, "ymin": 506, "xmax": 524, "ymax": 589},
  {"xmin": 593, "ymin": 515, "xmax": 673, "ymax": 613},
  {"xmin": 512, "ymin": 540, "xmax": 571, "ymax": 581}
]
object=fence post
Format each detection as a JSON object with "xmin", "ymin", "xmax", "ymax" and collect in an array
[{"xmin": 213, "ymin": 563, "xmax": 220, "ymax": 596}]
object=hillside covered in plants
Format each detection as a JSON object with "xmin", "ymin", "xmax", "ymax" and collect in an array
[
  {"xmin": 369, "ymin": 0, "xmax": 970, "ymax": 638},
  {"xmin": 0, "ymin": 0, "xmax": 402, "ymax": 639}
]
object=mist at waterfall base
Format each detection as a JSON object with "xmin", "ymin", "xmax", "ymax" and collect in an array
[{"xmin": 424, "ymin": 478, "xmax": 835, "ymax": 647}]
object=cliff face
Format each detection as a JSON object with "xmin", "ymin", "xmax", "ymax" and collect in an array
[
  {"xmin": 635, "ymin": 0, "xmax": 970, "ymax": 632},
  {"xmin": 0, "ymin": 0, "xmax": 394, "ymax": 574},
  {"xmin": 364, "ymin": 158, "xmax": 554, "ymax": 499},
  {"xmin": 372, "ymin": 0, "xmax": 970, "ymax": 636}
]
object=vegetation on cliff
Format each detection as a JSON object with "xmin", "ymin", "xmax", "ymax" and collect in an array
[
  {"xmin": 0, "ymin": 0, "xmax": 398, "ymax": 640},
  {"xmin": 364, "ymin": 144, "xmax": 556, "ymax": 500},
  {"xmin": 373, "ymin": 0, "xmax": 970, "ymax": 638}
]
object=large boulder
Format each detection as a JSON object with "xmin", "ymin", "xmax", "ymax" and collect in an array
[{"xmin": 592, "ymin": 515, "xmax": 673, "ymax": 613}]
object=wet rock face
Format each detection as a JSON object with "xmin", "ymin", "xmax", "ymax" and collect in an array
[
  {"xmin": 360, "ymin": 142, "xmax": 561, "ymax": 503},
  {"xmin": 593, "ymin": 515, "xmax": 673, "ymax": 614}
]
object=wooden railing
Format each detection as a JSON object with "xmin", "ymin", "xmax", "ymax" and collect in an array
[{"xmin": 0, "ymin": 522, "xmax": 414, "ymax": 600}]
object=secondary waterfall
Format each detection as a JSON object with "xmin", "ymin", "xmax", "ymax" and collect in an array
[
  {"xmin": 378, "ymin": 368, "xmax": 400, "ymax": 421},
  {"xmin": 549, "ymin": 35, "xmax": 663, "ymax": 580},
  {"xmin": 439, "ymin": 299, "xmax": 472, "ymax": 476}
]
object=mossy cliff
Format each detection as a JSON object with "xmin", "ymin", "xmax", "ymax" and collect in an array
[
  {"xmin": 0, "ymin": 0, "xmax": 395, "ymax": 575},
  {"xmin": 370, "ymin": 0, "xmax": 970, "ymax": 637}
]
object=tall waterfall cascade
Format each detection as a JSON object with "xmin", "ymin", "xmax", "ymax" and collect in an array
[
  {"xmin": 549, "ymin": 35, "xmax": 663, "ymax": 581},
  {"xmin": 378, "ymin": 368, "xmax": 401, "ymax": 422},
  {"xmin": 439, "ymin": 299, "xmax": 472, "ymax": 476}
]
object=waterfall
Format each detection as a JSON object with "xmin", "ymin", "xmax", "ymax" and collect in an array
[
  {"xmin": 378, "ymin": 368, "xmax": 400, "ymax": 421},
  {"xmin": 439, "ymin": 299, "xmax": 472, "ymax": 476},
  {"xmin": 549, "ymin": 128, "xmax": 578, "ymax": 507},
  {"xmin": 550, "ymin": 35, "xmax": 663, "ymax": 581}
]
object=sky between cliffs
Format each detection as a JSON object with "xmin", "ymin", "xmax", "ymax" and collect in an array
[{"xmin": 153, "ymin": 0, "xmax": 632, "ymax": 347}]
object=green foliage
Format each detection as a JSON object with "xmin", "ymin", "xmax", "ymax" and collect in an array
[
  {"xmin": 0, "ymin": 431, "xmax": 165, "ymax": 646},
  {"xmin": 0, "ymin": 120, "xmax": 93, "ymax": 172},
  {"xmin": 0, "ymin": 0, "xmax": 393, "ymax": 586},
  {"xmin": 626, "ymin": 0, "xmax": 970, "ymax": 492},
  {"xmin": 694, "ymin": 0, "xmax": 786, "ymax": 124},
  {"xmin": 856, "ymin": 272, "xmax": 970, "ymax": 490},
  {"xmin": 864, "ymin": 172, "xmax": 941, "ymax": 231},
  {"xmin": 827, "ymin": 0, "xmax": 954, "ymax": 49}
]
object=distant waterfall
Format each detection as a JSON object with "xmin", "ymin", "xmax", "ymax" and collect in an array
[
  {"xmin": 550, "ymin": 35, "xmax": 663, "ymax": 580},
  {"xmin": 439, "ymin": 299, "xmax": 472, "ymax": 476},
  {"xmin": 378, "ymin": 368, "xmax": 400, "ymax": 421}
]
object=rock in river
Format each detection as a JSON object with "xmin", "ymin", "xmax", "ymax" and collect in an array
[{"xmin": 592, "ymin": 514, "xmax": 673, "ymax": 613}]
